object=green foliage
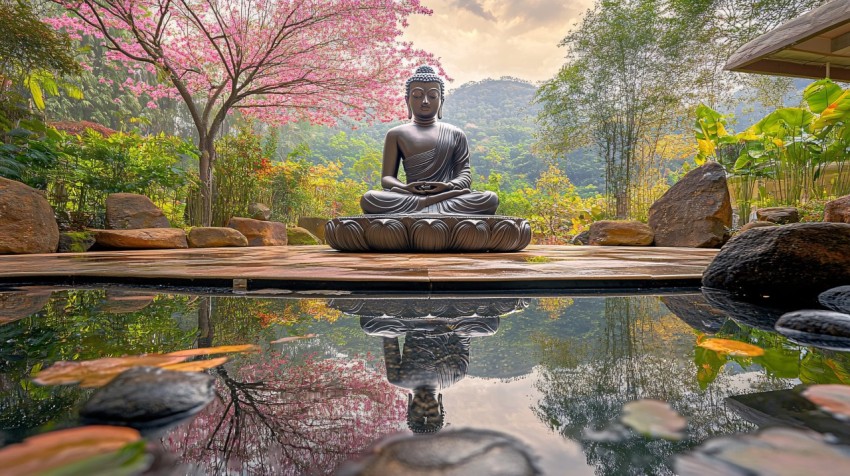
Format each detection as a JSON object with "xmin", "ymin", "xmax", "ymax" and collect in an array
[{"xmin": 209, "ymin": 127, "xmax": 270, "ymax": 226}]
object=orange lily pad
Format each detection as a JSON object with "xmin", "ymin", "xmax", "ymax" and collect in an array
[
  {"xmin": 162, "ymin": 356, "xmax": 229, "ymax": 372},
  {"xmin": 621, "ymin": 399, "xmax": 687, "ymax": 440},
  {"xmin": 0, "ymin": 426, "xmax": 143, "ymax": 474},
  {"xmin": 697, "ymin": 338, "xmax": 765, "ymax": 357},
  {"xmin": 803, "ymin": 384, "xmax": 850, "ymax": 420},
  {"xmin": 33, "ymin": 355, "xmax": 188, "ymax": 388},
  {"xmin": 166, "ymin": 344, "xmax": 259, "ymax": 357},
  {"xmin": 270, "ymin": 334, "xmax": 317, "ymax": 344}
]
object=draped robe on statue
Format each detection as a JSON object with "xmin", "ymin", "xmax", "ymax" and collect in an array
[{"xmin": 360, "ymin": 123, "xmax": 499, "ymax": 215}]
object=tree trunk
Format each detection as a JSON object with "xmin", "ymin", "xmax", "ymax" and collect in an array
[{"xmin": 199, "ymin": 138, "xmax": 215, "ymax": 227}]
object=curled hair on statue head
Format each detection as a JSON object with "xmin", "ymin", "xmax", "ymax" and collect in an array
[
  {"xmin": 407, "ymin": 391, "xmax": 445, "ymax": 434},
  {"xmin": 405, "ymin": 65, "xmax": 445, "ymax": 101}
]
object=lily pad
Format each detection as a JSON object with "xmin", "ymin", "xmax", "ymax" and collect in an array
[
  {"xmin": 162, "ymin": 356, "xmax": 229, "ymax": 372},
  {"xmin": 803, "ymin": 385, "xmax": 850, "ymax": 421},
  {"xmin": 697, "ymin": 337, "xmax": 765, "ymax": 357},
  {"xmin": 0, "ymin": 426, "xmax": 148, "ymax": 475},
  {"xmin": 33, "ymin": 355, "xmax": 188, "ymax": 388},
  {"xmin": 620, "ymin": 399, "xmax": 687, "ymax": 440},
  {"xmin": 166, "ymin": 344, "xmax": 259, "ymax": 357},
  {"xmin": 676, "ymin": 427, "xmax": 850, "ymax": 476}
]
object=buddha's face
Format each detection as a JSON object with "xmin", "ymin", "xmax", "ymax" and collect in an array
[{"xmin": 408, "ymin": 81, "xmax": 442, "ymax": 121}]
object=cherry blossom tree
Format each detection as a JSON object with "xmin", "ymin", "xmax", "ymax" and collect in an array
[{"xmin": 48, "ymin": 0, "xmax": 441, "ymax": 225}]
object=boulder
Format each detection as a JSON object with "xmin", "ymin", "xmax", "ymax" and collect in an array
[
  {"xmin": 702, "ymin": 223, "xmax": 850, "ymax": 301},
  {"xmin": 661, "ymin": 294, "xmax": 729, "ymax": 334},
  {"xmin": 105, "ymin": 193, "xmax": 170, "ymax": 229},
  {"xmin": 820, "ymin": 286, "xmax": 850, "ymax": 314},
  {"xmin": 287, "ymin": 226, "xmax": 321, "ymax": 246},
  {"xmin": 248, "ymin": 203, "xmax": 271, "ymax": 221},
  {"xmin": 57, "ymin": 231, "xmax": 95, "ymax": 253},
  {"xmin": 80, "ymin": 366, "xmax": 214, "ymax": 430},
  {"xmin": 0, "ymin": 290, "xmax": 51, "ymax": 325},
  {"xmin": 0, "ymin": 177, "xmax": 59, "ymax": 254},
  {"xmin": 825, "ymin": 195, "xmax": 850, "ymax": 223},
  {"xmin": 648, "ymin": 162, "xmax": 732, "ymax": 248},
  {"xmin": 298, "ymin": 217, "xmax": 329, "ymax": 242},
  {"xmin": 187, "ymin": 227, "xmax": 248, "ymax": 248},
  {"xmin": 92, "ymin": 228, "xmax": 188, "ymax": 250},
  {"xmin": 702, "ymin": 288, "xmax": 791, "ymax": 332},
  {"xmin": 739, "ymin": 221, "xmax": 777, "ymax": 233},
  {"xmin": 227, "ymin": 217, "xmax": 287, "ymax": 246},
  {"xmin": 589, "ymin": 220, "xmax": 654, "ymax": 246},
  {"xmin": 775, "ymin": 310, "xmax": 850, "ymax": 350},
  {"xmin": 335, "ymin": 429, "xmax": 540, "ymax": 476},
  {"xmin": 756, "ymin": 207, "xmax": 799, "ymax": 224},
  {"xmin": 570, "ymin": 230, "xmax": 590, "ymax": 245}
]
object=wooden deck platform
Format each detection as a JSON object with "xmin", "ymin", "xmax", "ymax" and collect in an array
[{"xmin": 0, "ymin": 245, "xmax": 718, "ymax": 293}]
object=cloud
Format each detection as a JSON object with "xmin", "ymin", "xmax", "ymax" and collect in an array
[
  {"xmin": 496, "ymin": 0, "xmax": 588, "ymax": 28},
  {"xmin": 450, "ymin": 0, "xmax": 496, "ymax": 21}
]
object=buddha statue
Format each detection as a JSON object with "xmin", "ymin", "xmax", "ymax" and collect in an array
[{"xmin": 360, "ymin": 66, "xmax": 499, "ymax": 215}]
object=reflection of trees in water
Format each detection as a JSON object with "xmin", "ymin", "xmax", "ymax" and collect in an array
[
  {"xmin": 533, "ymin": 297, "xmax": 795, "ymax": 476},
  {"xmin": 165, "ymin": 297, "xmax": 406, "ymax": 475},
  {"xmin": 164, "ymin": 353, "xmax": 407, "ymax": 475}
]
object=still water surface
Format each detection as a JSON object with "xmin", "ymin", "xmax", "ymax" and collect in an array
[{"xmin": 1, "ymin": 288, "xmax": 847, "ymax": 474}]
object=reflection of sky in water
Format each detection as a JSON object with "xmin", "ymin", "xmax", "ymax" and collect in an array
[{"xmin": 2, "ymin": 290, "xmax": 848, "ymax": 475}]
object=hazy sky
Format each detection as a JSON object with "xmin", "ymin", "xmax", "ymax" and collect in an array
[{"xmin": 404, "ymin": 0, "xmax": 595, "ymax": 88}]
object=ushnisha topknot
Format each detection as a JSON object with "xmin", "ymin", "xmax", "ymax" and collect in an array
[{"xmin": 405, "ymin": 65, "xmax": 444, "ymax": 100}]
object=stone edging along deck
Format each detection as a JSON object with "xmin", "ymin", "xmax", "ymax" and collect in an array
[{"xmin": 0, "ymin": 245, "xmax": 718, "ymax": 293}]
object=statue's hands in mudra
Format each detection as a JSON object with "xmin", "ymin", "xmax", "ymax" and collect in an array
[{"xmin": 394, "ymin": 181, "xmax": 456, "ymax": 195}]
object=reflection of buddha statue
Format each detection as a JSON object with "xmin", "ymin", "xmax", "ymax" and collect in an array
[
  {"xmin": 360, "ymin": 66, "xmax": 499, "ymax": 215},
  {"xmin": 361, "ymin": 315, "xmax": 500, "ymax": 433}
]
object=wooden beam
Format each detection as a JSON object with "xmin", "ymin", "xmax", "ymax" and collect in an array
[
  {"xmin": 728, "ymin": 59, "xmax": 850, "ymax": 81},
  {"xmin": 832, "ymin": 30, "xmax": 850, "ymax": 55}
]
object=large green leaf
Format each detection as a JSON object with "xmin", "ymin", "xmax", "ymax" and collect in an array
[
  {"xmin": 813, "ymin": 90, "xmax": 850, "ymax": 130},
  {"xmin": 752, "ymin": 108, "xmax": 814, "ymax": 138},
  {"xmin": 804, "ymin": 79, "xmax": 843, "ymax": 114}
]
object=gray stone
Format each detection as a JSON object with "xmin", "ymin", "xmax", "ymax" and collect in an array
[
  {"xmin": 739, "ymin": 220, "xmax": 777, "ymax": 233},
  {"xmin": 0, "ymin": 177, "xmax": 59, "ymax": 254},
  {"xmin": 589, "ymin": 220, "xmax": 653, "ymax": 246},
  {"xmin": 702, "ymin": 288, "xmax": 790, "ymax": 332},
  {"xmin": 92, "ymin": 228, "xmax": 188, "ymax": 250},
  {"xmin": 298, "ymin": 217, "xmax": 329, "ymax": 242},
  {"xmin": 187, "ymin": 227, "xmax": 248, "ymax": 248},
  {"xmin": 80, "ymin": 366, "xmax": 214, "ymax": 430},
  {"xmin": 825, "ymin": 195, "xmax": 850, "ymax": 224},
  {"xmin": 106, "ymin": 193, "xmax": 170, "ymax": 229},
  {"xmin": 661, "ymin": 294, "xmax": 729, "ymax": 334},
  {"xmin": 756, "ymin": 207, "xmax": 800, "ymax": 224},
  {"xmin": 335, "ymin": 429, "xmax": 540, "ymax": 476},
  {"xmin": 248, "ymin": 203, "xmax": 271, "ymax": 221},
  {"xmin": 570, "ymin": 230, "xmax": 590, "ymax": 245},
  {"xmin": 57, "ymin": 231, "xmax": 95, "ymax": 253},
  {"xmin": 702, "ymin": 223, "xmax": 850, "ymax": 300},
  {"xmin": 227, "ymin": 217, "xmax": 287, "ymax": 246},
  {"xmin": 286, "ymin": 226, "xmax": 321, "ymax": 246},
  {"xmin": 820, "ymin": 286, "xmax": 850, "ymax": 314},
  {"xmin": 776, "ymin": 310, "xmax": 850, "ymax": 350},
  {"xmin": 648, "ymin": 162, "xmax": 732, "ymax": 248}
]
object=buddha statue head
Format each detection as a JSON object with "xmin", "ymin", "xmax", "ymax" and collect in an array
[
  {"xmin": 407, "ymin": 386, "xmax": 445, "ymax": 434},
  {"xmin": 405, "ymin": 65, "xmax": 445, "ymax": 121}
]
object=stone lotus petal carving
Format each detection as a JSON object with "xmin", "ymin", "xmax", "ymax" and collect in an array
[
  {"xmin": 328, "ymin": 298, "xmax": 529, "ymax": 319},
  {"xmin": 324, "ymin": 215, "xmax": 530, "ymax": 253}
]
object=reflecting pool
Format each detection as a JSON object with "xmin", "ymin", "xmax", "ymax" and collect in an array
[{"xmin": 2, "ymin": 288, "xmax": 849, "ymax": 474}]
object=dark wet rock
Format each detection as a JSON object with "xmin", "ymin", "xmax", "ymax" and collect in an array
[
  {"xmin": 661, "ymin": 294, "xmax": 728, "ymax": 334},
  {"xmin": 756, "ymin": 206, "xmax": 800, "ymax": 224},
  {"xmin": 776, "ymin": 310, "xmax": 850, "ymax": 350},
  {"xmin": 589, "ymin": 220, "xmax": 654, "ymax": 246},
  {"xmin": 227, "ymin": 217, "xmax": 287, "ymax": 246},
  {"xmin": 248, "ymin": 203, "xmax": 271, "ymax": 221},
  {"xmin": 92, "ymin": 228, "xmax": 188, "ymax": 250},
  {"xmin": 287, "ymin": 226, "xmax": 321, "ymax": 245},
  {"xmin": 335, "ymin": 429, "xmax": 540, "ymax": 476},
  {"xmin": 676, "ymin": 427, "xmax": 850, "ymax": 476},
  {"xmin": 648, "ymin": 161, "xmax": 732, "ymax": 248},
  {"xmin": 825, "ymin": 195, "xmax": 850, "ymax": 224},
  {"xmin": 80, "ymin": 366, "xmax": 214, "ymax": 430},
  {"xmin": 701, "ymin": 288, "xmax": 790, "ymax": 332},
  {"xmin": 702, "ymin": 222, "xmax": 850, "ymax": 301},
  {"xmin": 57, "ymin": 231, "xmax": 96, "ymax": 253},
  {"xmin": 187, "ymin": 227, "xmax": 248, "ymax": 248},
  {"xmin": 570, "ymin": 230, "xmax": 590, "ymax": 245},
  {"xmin": 0, "ymin": 290, "xmax": 51, "ymax": 325},
  {"xmin": 739, "ymin": 220, "xmax": 777, "ymax": 233},
  {"xmin": 820, "ymin": 286, "xmax": 850, "ymax": 314},
  {"xmin": 298, "ymin": 217, "xmax": 329, "ymax": 242},
  {"xmin": 0, "ymin": 177, "xmax": 59, "ymax": 254},
  {"xmin": 105, "ymin": 193, "xmax": 170, "ymax": 229}
]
